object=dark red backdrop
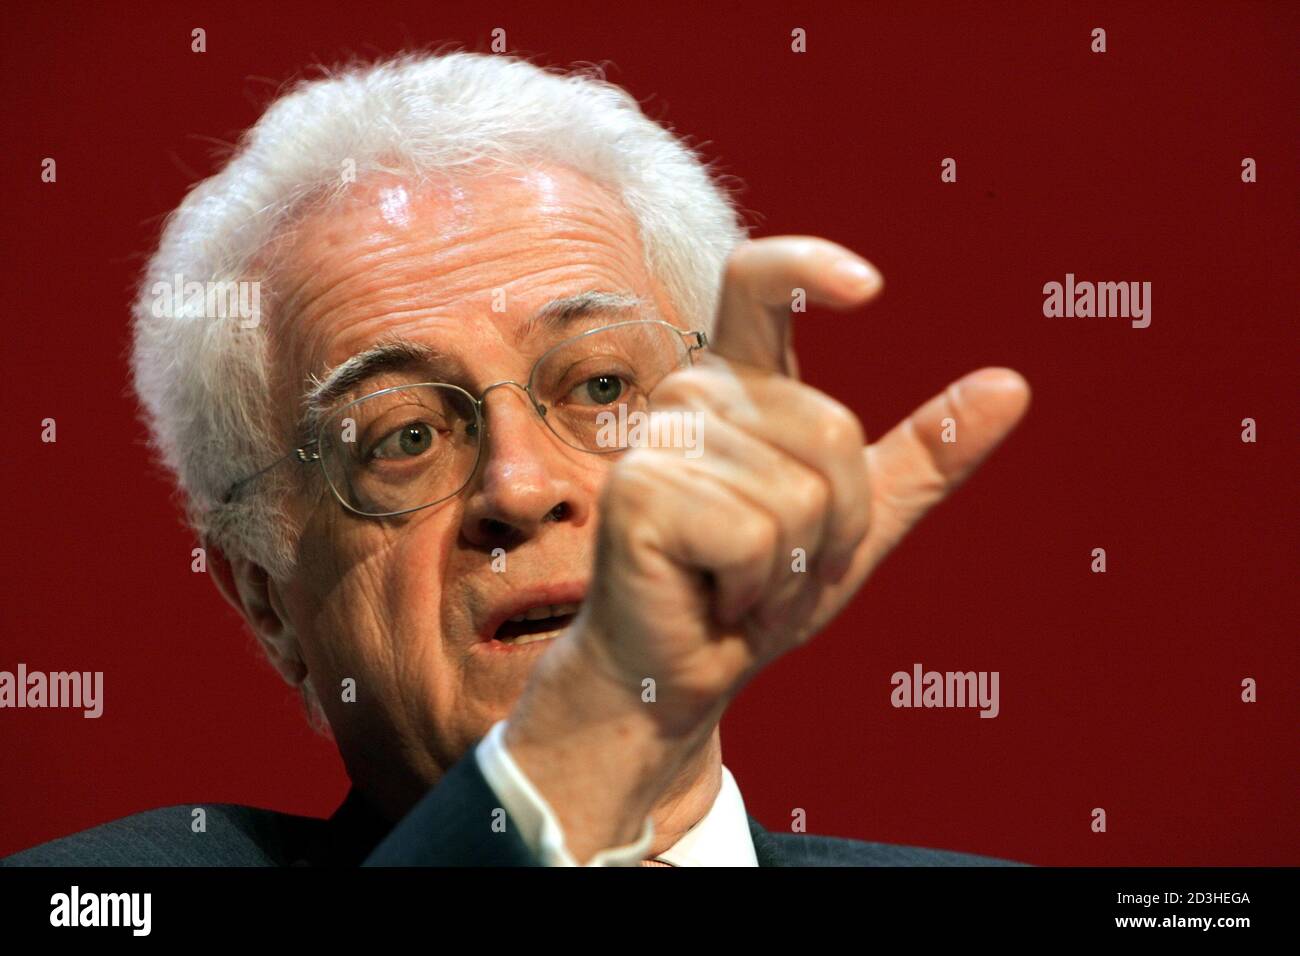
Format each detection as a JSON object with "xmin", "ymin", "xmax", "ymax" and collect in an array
[{"xmin": 2, "ymin": 0, "xmax": 1296, "ymax": 864}]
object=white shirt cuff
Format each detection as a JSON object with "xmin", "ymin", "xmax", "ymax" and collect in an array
[{"xmin": 474, "ymin": 717, "xmax": 654, "ymax": 866}]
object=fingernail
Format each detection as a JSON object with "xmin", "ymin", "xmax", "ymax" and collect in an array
[
  {"xmin": 962, "ymin": 367, "xmax": 1030, "ymax": 401},
  {"xmin": 831, "ymin": 258, "xmax": 879, "ymax": 296}
]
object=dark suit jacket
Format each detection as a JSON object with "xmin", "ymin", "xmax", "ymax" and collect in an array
[{"xmin": 2, "ymin": 747, "xmax": 1026, "ymax": 867}]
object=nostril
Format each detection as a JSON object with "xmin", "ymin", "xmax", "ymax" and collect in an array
[
  {"xmin": 480, "ymin": 517, "xmax": 514, "ymax": 539},
  {"xmin": 546, "ymin": 503, "xmax": 568, "ymax": 522}
]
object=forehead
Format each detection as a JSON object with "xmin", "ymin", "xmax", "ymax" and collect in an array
[{"xmin": 268, "ymin": 164, "xmax": 671, "ymax": 386}]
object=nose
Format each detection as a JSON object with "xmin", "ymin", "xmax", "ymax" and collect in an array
[{"xmin": 458, "ymin": 381, "xmax": 589, "ymax": 549}]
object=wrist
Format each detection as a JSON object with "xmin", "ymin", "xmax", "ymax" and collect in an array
[{"xmin": 502, "ymin": 626, "xmax": 708, "ymax": 861}]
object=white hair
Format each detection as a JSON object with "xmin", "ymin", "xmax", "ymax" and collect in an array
[{"xmin": 129, "ymin": 50, "xmax": 750, "ymax": 727}]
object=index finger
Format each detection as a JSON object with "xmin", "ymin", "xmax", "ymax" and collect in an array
[{"xmin": 709, "ymin": 236, "xmax": 884, "ymax": 378}]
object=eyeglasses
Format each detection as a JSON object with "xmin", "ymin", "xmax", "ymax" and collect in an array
[{"xmin": 222, "ymin": 319, "xmax": 708, "ymax": 517}]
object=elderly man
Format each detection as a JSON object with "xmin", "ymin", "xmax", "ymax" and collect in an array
[{"xmin": 5, "ymin": 52, "xmax": 1030, "ymax": 867}]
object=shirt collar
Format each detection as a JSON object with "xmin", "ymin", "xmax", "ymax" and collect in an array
[
  {"xmin": 650, "ymin": 764, "xmax": 758, "ymax": 867},
  {"xmin": 328, "ymin": 762, "xmax": 762, "ymax": 867}
]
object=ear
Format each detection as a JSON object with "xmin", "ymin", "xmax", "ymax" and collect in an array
[{"xmin": 205, "ymin": 536, "xmax": 308, "ymax": 687}]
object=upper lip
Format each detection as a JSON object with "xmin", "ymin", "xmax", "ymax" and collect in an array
[{"xmin": 478, "ymin": 582, "xmax": 588, "ymax": 642}]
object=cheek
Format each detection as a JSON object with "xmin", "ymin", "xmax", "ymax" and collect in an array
[
  {"xmin": 382, "ymin": 513, "xmax": 460, "ymax": 634},
  {"xmin": 291, "ymin": 508, "xmax": 462, "ymax": 680}
]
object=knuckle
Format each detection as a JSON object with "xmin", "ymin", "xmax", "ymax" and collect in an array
[
  {"xmin": 815, "ymin": 398, "xmax": 867, "ymax": 456},
  {"xmin": 789, "ymin": 472, "xmax": 829, "ymax": 522},
  {"xmin": 735, "ymin": 515, "xmax": 779, "ymax": 565}
]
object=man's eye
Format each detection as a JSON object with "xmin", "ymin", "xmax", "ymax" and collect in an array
[
  {"xmin": 568, "ymin": 374, "xmax": 626, "ymax": 406},
  {"xmin": 371, "ymin": 422, "xmax": 437, "ymax": 460}
]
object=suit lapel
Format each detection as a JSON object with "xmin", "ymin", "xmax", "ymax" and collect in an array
[
  {"xmin": 312, "ymin": 785, "xmax": 395, "ymax": 866},
  {"xmin": 746, "ymin": 814, "xmax": 787, "ymax": 867}
]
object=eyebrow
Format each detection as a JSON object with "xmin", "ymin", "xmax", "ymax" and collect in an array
[
  {"xmin": 516, "ymin": 289, "xmax": 651, "ymax": 342},
  {"xmin": 298, "ymin": 289, "xmax": 654, "ymax": 437}
]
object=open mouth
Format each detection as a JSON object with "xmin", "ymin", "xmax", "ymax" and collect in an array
[{"xmin": 491, "ymin": 602, "xmax": 581, "ymax": 646}]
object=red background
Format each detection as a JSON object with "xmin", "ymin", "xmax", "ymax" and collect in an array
[{"xmin": 2, "ymin": 0, "xmax": 1295, "ymax": 864}]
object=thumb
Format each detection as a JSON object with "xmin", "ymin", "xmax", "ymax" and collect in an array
[{"xmin": 863, "ymin": 367, "xmax": 1032, "ymax": 562}]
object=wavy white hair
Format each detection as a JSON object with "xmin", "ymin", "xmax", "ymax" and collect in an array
[{"xmin": 129, "ymin": 51, "xmax": 750, "ymax": 726}]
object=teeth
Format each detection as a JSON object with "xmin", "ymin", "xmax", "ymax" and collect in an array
[
  {"xmin": 496, "ymin": 628, "xmax": 564, "ymax": 647},
  {"xmin": 495, "ymin": 602, "xmax": 582, "ymax": 645},
  {"xmin": 507, "ymin": 602, "xmax": 581, "ymax": 624}
]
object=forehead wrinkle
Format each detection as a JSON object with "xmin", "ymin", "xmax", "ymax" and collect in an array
[
  {"xmin": 280, "ymin": 227, "xmax": 550, "ymax": 342},
  {"xmin": 275, "ymin": 178, "xmax": 646, "ymax": 343},
  {"xmin": 279, "ymin": 246, "xmax": 448, "ymax": 337}
]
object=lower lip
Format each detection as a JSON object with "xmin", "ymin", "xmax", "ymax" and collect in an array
[{"xmin": 477, "ymin": 627, "xmax": 569, "ymax": 654}]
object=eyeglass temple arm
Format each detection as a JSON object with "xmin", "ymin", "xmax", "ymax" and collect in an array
[{"xmin": 220, "ymin": 440, "xmax": 320, "ymax": 504}]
